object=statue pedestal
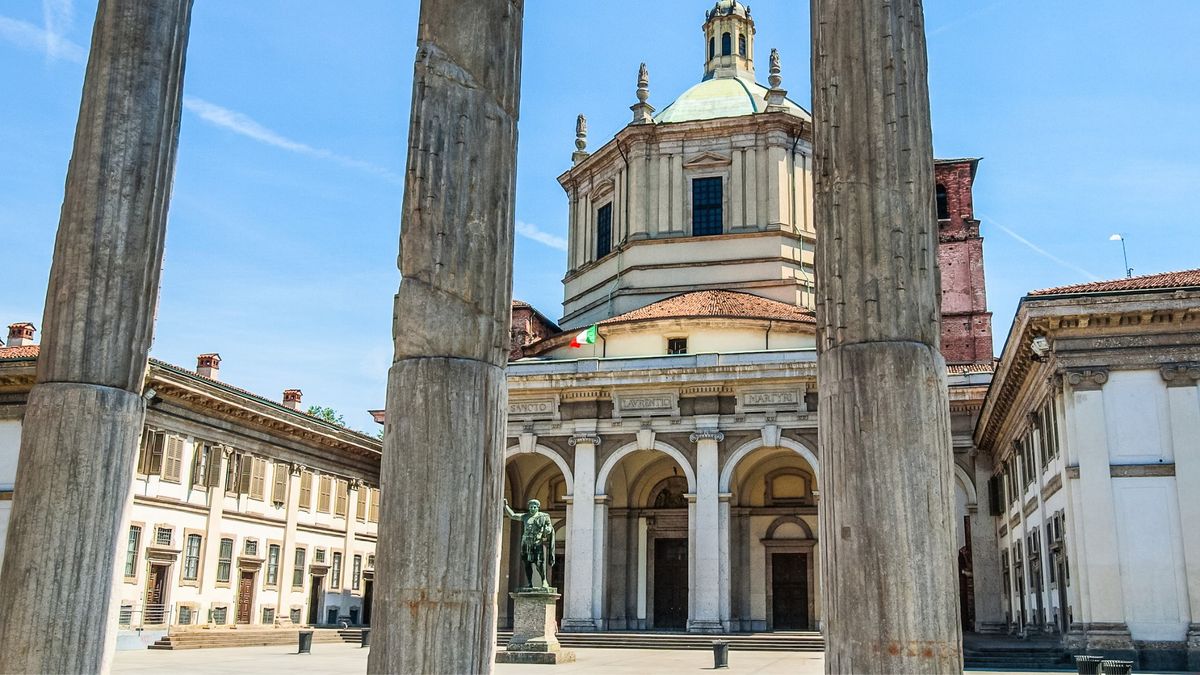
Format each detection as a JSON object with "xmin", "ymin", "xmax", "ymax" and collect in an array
[{"xmin": 495, "ymin": 589, "xmax": 575, "ymax": 665}]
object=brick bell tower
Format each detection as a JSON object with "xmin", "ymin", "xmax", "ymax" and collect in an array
[{"xmin": 935, "ymin": 158, "xmax": 993, "ymax": 365}]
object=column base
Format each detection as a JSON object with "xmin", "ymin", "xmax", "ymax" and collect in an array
[
  {"xmin": 687, "ymin": 619, "xmax": 724, "ymax": 634},
  {"xmin": 975, "ymin": 622, "xmax": 1007, "ymax": 634},
  {"xmin": 1187, "ymin": 623, "xmax": 1200, "ymax": 673},
  {"xmin": 559, "ymin": 618, "xmax": 598, "ymax": 633},
  {"xmin": 1066, "ymin": 622, "xmax": 1136, "ymax": 661}
]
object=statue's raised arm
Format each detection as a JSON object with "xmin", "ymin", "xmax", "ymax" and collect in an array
[{"xmin": 503, "ymin": 498, "xmax": 522, "ymax": 520}]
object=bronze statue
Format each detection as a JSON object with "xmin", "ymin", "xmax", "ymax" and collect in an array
[{"xmin": 504, "ymin": 498, "xmax": 556, "ymax": 590}]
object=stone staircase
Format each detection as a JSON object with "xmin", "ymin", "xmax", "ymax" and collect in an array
[
  {"xmin": 963, "ymin": 635, "xmax": 1071, "ymax": 671},
  {"xmin": 149, "ymin": 627, "xmax": 363, "ymax": 650},
  {"xmin": 495, "ymin": 629, "xmax": 824, "ymax": 652}
]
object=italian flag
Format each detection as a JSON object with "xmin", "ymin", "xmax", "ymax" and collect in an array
[{"xmin": 570, "ymin": 325, "xmax": 598, "ymax": 349}]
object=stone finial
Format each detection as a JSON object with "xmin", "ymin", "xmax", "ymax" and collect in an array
[
  {"xmin": 6, "ymin": 322, "xmax": 36, "ymax": 347},
  {"xmin": 765, "ymin": 48, "xmax": 788, "ymax": 111},
  {"xmin": 572, "ymin": 114, "xmax": 590, "ymax": 165},
  {"xmin": 630, "ymin": 63, "xmax": 656, "ymax": 125}
]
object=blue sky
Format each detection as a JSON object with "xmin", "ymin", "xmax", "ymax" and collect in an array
[{"xmin": 3, "ymin": 1, "xmax": 1198, "ymax": 431}]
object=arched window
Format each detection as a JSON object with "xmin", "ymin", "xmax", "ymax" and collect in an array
[
  {"xmin": 722, "ymin": 32, "xmax": 732, "ymax": 56},
  {"xmin": 709, "ymin": 37, "xmax": 716, "ymax": 61},
  {"xmin": 936, "ymin": 184, "xmax": 949, "ymax": 220},
  {"xmin": 738, "ymin": 34, "xmax": 746, "ymax": 57}
]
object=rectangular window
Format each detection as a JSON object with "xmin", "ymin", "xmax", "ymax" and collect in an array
[
  {"xmin": 331, "ymin": 552, "xmax": 343, "ymax": 589},
  {"xmin": 367, "ymin": 555, "xmax": 375, "ymax": 569},
  {"xmin": 124, "ymin": 526, "xmax": 141, "ymax": 578},
  {"xmin": 191, "ymin": 443, "xmax": 209, "ymax": 488},
  {"xmin": 178, "ymin": 605, "xmax": 193, "ymax": 625},
  {"xmin": 183, "ymin": 534, "xmax": 202, "ymax": 581},
  {"xmin": 667, "ymin": 338, "xmax": 688, "ymax": 355},
  {"xmin": 335, "ymin": 479, "xmax": 349, "ymax": 517},
  {"xmin": 293, "ymin": 548, "xmax": 306, "ymax": 589},
  {"xmin": 217, "ymin": 538, "xmax": 233, "ymax": 583},
  {"xmin": 155, "ymin": 527, "xmax": 172, "ymax": 547},
  {"xmin": 245, "ymin": 539, "xmax": 258, "ymax": 557},
  {"xmin": 212, "ymin": 606, "xmax": 228, "ymax": 625},
  {"xmin": 691, "ymin": 176, "xmax": 723, "ymax": 236},
  {"xmin": 138, "ymin": 430, "xmax": 165, "ymax": 475},
  {"xmin": 272, "ymin": 463, "xmax": 288, "ymax": 504},
  {"xmin": 266, "ymin": 544, "xmax": 280, "ymax": 586},
  {"xmin": 352, "ymin": 555, "xmax": 362, "ymax": 591},
  {"xmin": 318, "ymin": 476, "xmax": 332, "ymax": 513},
  {"xmin": 249, "ymin": 458, "xmax": 267, "ymax": 501},
  {"xmin": 289, "ymin": 608, "xmax": 302, "ymax": 624},
  {"xmin": 262, "ymin": 607, "xmax": 275, "ymax": 625},
  {"xmin": 238, "ymin": 454, "xmax": 253, "ymax": 495},
  {"xmin": 369, "ymin": 488, "xmax": 380, "ymax": 523},
  {"xmin": 315, "ymin": 548, "xmax": 326, "ymax": 564},
  {"xmin": 161, "ymin": 436, "xmax": 184, "ymax": 482},
  {"xmin": 300, "ymin": 470, "xmax": 314, "ymax": 510},
  {"xmin": 596, "ymin": 203, "xmax": 612, "ymax": 259},
  {"xmin": 356, "ymin": 487, "xmax": 368, "ymax": 523}
]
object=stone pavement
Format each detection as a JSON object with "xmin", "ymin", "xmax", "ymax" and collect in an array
[{"xmin": 110, "ymin": 643, "xmax": 1107, "ymax": 674}]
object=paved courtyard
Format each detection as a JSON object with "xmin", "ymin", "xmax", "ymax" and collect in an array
[{"xmin": 110, "ymin": 643, "xmax": 1099, "ymax": 674}]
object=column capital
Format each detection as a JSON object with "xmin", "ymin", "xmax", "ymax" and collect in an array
[
  {"xmin": 221, "ymin": 445, "xmax": 235, "ymax": 458},
  {"xmin": 1064, "ymin": 368, "xmax": 1108, "ymax": 391},
  {"xmin": 689, "ymin": 430, "xmax": 724, "ymax": 443},
  {"xmin": 1161, "ymin": 363, "xmax": 1200, "ymax": 387},
  {"xmin": 568, "ymin": 433, "xmax": 601, "ymax": 447},
  {"xmin": 290, "ymin": 463, "xmax": 305, "ymax": 477},
  {"xmin": 350, "ymin": 478, "xmax": 365, "ymax": 491}
]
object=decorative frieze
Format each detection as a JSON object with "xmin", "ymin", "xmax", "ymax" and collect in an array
[
  {"xmin": 1160, "ymin": 363, "xmax": 1200, "ymax": 387},
  {"xmin": 1064, "ymin": 368, "xmax": 1108, "ymax": 391}
]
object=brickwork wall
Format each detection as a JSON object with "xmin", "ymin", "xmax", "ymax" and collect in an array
[
  {"xmin": 510, "ymin": 304, "xmax": 558, "ymax": 360},
  {"xmin": 935, "ymin": 160, "xmax": 993, "ymax": 364}
]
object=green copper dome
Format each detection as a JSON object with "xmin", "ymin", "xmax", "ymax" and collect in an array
[{"xmin": 653, "ymin": 76, "xmax": 809, "ymax": 124}]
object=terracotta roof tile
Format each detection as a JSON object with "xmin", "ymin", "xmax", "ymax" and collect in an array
[
  {"xmin": 0, "ymin": 345, "xmax": 39, "ymax": 360},
  {"xmin": 512, "ymin": 299, "xmax": 532, "ymax": 309},
  {"xmin": 1028, "ymin": 269, "xmax": 1200, "ymax": 297},
  {"xmin": 599, "ymin": 290, "xmax": 815, "ymax": 325},
  {"xmin": 947, "ymin": 362, "xmax": 996, "ymax": 374}
]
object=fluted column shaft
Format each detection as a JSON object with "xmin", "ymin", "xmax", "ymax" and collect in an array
[
  {"xmin": 368, "ymin": 1, "xmax": 523, "ymax": 673},
  {"xmin": 0, "ymin": 2, "xmax": 192, "ymax": 672},
  {"xmin": 811, "ymin": 0, "xmax": 962, "ymax": 672}
]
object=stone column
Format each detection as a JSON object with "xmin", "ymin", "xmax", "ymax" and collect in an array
[
  {"xmin": 562, "ymin": 431, "xmax": 600, "ymax": 631},
  {"xmin": 971, "ymin": 453, "xmax": 1005, "ymax": 633},
  {"xmin": 636, "ymin": 516, "xmax": 648, "ymax": 629},
  {"xmin": 689, "ymin": 428, "xmax": 723, "ymax": 633},
  {"xmin": 718, "ymin": 493, "xmax": 732, "ymax": 631},
  {"xmin": 1161, "ymin": 365, "xmax": 1200, "ymax": 669},
  {"xmin": 367, "ymin": 0, "xmax": 522, "ymax": 671},
  {"xmin": 812, "ymin": 0, "xmax": 963, "ymax": 671},
  {"xmin": 592, "ymin": 496, "xmax": 609, "ymax": 628},
  {"xmin": 0, "ymin": 3, "xmax": 192, "ymax": 672},
  {"xmin": 277, "ymin": 463, "xmax": 302, "ymax": 618},
  {"xmin": 1063, "ymin": 369, "xmax": 1134, "ymax": 657}
]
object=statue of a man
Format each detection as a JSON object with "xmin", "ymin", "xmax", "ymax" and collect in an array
[{"xmin": 503, "ymin": 498, "xmax": 556, "ymax": 590}]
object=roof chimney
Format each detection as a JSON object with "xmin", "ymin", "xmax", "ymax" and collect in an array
[
  {"xmin": 196, "ymin": 353, "xmax": 221, "ymax": 380},
  {"xmin": 6, "ymin": 323, "xmax": 36, "ymax": 347},
  {"xmin": 283, "ymin": 389, "xmax": 303, "ymax": 411}
]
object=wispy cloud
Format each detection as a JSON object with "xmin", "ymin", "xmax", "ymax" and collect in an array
[
  {"xmin": 928, "ymin": 1, "xmax": 1004, "ymax": 37},
  {"xmin": 980, "ymin": 213, "xmax": 1101, "ymax": 282},
  {"xmin": 182, "ymin": 96, "xmax": 403, "ymax": 184},
  {"xmin": 42, "ymin": 0, "xmax": 74, "ymax": 61},
  {"xmin": 516, "ymin": 221, "xmax": 568, "ymax": 251},
  {"xmin": 0, "ymin": 13, "xmax": 84, "ymax": 63}
]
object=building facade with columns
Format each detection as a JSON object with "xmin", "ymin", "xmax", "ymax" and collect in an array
[
  {"xmin": 974, "ymin": 270, "xmax": 1200, "ymax": 671},
  {"xmin": 500, "ymin": 1, "xmax": 1001, "ymax": 635},
  {"xmin": 0, "ymin": 329, "xmax": 382, "ymax": 645}
]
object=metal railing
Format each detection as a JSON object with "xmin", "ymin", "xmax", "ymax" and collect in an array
[{"xmin": 117, "ymin": 603, "xmax": 173, "ymax": 630}]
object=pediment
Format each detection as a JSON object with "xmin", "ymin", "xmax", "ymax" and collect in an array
[{"xmin": 683, "ymin": 151, "xmax": 732, "ymax": 169}]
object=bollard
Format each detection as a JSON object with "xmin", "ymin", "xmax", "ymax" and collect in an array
[
  {"xmin": 1099, "ymin": 660, "xmax": 1133, "ymax": 675},
  {"xmin": 298, "ymin": 630, "xmax": 314, "ymax": 654},
  {"xmin": 361, "ymin": 628, "xmax": 371, "ymax": 648},
  {"xmin": 712, "ymin": 640, "xmax": 729, "ymax": 669},
  {"xmin": 1074, "ymin": 654, "xmax": 1103, "ymax": 675}
]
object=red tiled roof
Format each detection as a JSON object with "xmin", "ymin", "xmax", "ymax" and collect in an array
[
  {"xmin": 599, "ymin": 290, "xmax": 815, "ymax": 325},
  {"xmin": 947, "ymin": 362, "xmax": 996, "ymax": 375},
  {"xmin": 1029, "ymin": 269, "xmax": 1200, "ymax": 297},
  {"xmin": 0, "ymin": 345, "xmax": 39, "ymax": 360},
  {"xmin": 512, "ymin": 300, "xmax": 532, "ymax": 309}
]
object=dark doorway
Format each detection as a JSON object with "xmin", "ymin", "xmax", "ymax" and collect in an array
[
  {"xmin": 236, "ymin": 571, "xmax": 255, "ymax": 624},
  {"xmin": 145, "ymin": 564, "xmax": 169, "ymax": 624},
  {"xmin": 551, "ymin": 552, "xmax": 564, "ymax": 627},
  {"xmin": 771, "ymin": 552, "xmax": 808, "ymax": 630},
  {"xmin": 308, "ymin": 574, "xmax": 324, "ymax": 625},
  {"xmin": 362, "ymin": 579, "xmax": 373, "ymax": 626},
  {"xmin": 653, "ymin": 538, "xmax": 687, "ymax": 629}
]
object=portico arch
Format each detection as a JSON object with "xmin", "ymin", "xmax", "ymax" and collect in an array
[
  {"xmin": 719, "ymin": 436, "xmax": 819, "ymax": 493},
  {"xmin": 505, "ymin": 444, "xmax": 575, "ymax": 496},
  {"xmin": 954, "ymin": 463, "xmax": 977, "ymax": 506},
  {"xmin": 501, "ymin": 444, "xmax": 573, "ymax": 628},
  {"xmin": 596, "ymin": 441, "xmax": 696, "ymax": 496}
]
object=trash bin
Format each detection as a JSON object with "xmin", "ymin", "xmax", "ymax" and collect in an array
[
  {"xmin": 1099, "ymin": 660, "xmax": 1133, "ymax": 675},
  {"xmin": 1074, "ymin": 655, "xmax": 1104, "ymax": 675},
  {"xmin": 712, "ymin": 640, "xmax": 729, "ymax": 669},
  {"xmin": 361, "ymin": 628, "xmax": 371, "ymax": 648},
  {"xmin": 298, "ymin": 630, "xmax": 314, "ymax": 654}
]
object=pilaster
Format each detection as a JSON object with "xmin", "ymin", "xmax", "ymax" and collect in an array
[
  {"xmin": 277, "ymin": 462, "xmax": 303, "ymax": 619},
  {"xmin": 562, "ymin": 429, "xmax": 600, "ymax": 631},
  {"xmin": 1162, "ymin": 365, "xmax": 1200, "ymax": 644}
]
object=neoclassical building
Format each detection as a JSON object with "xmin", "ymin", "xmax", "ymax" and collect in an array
[
  {"xmin": 975, "ymin": 270, "xmax": 1200, "ymax": 670},
  {"xmin": 0, "ymin": 327, "xmax": 382, "ymax": 646},
  {"xmin": 501, "ymin": 1, "xmax": 1000, "ymax": 635}
]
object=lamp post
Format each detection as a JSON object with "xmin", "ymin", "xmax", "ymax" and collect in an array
[{"xmin": 1109, "ymin": 234, "xmax": 1132, "ymax": 278}]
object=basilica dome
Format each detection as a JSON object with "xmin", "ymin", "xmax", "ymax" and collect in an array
[{"xmin": 653, "ymin": 76, "xmax": 809, "ymax": 124}]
